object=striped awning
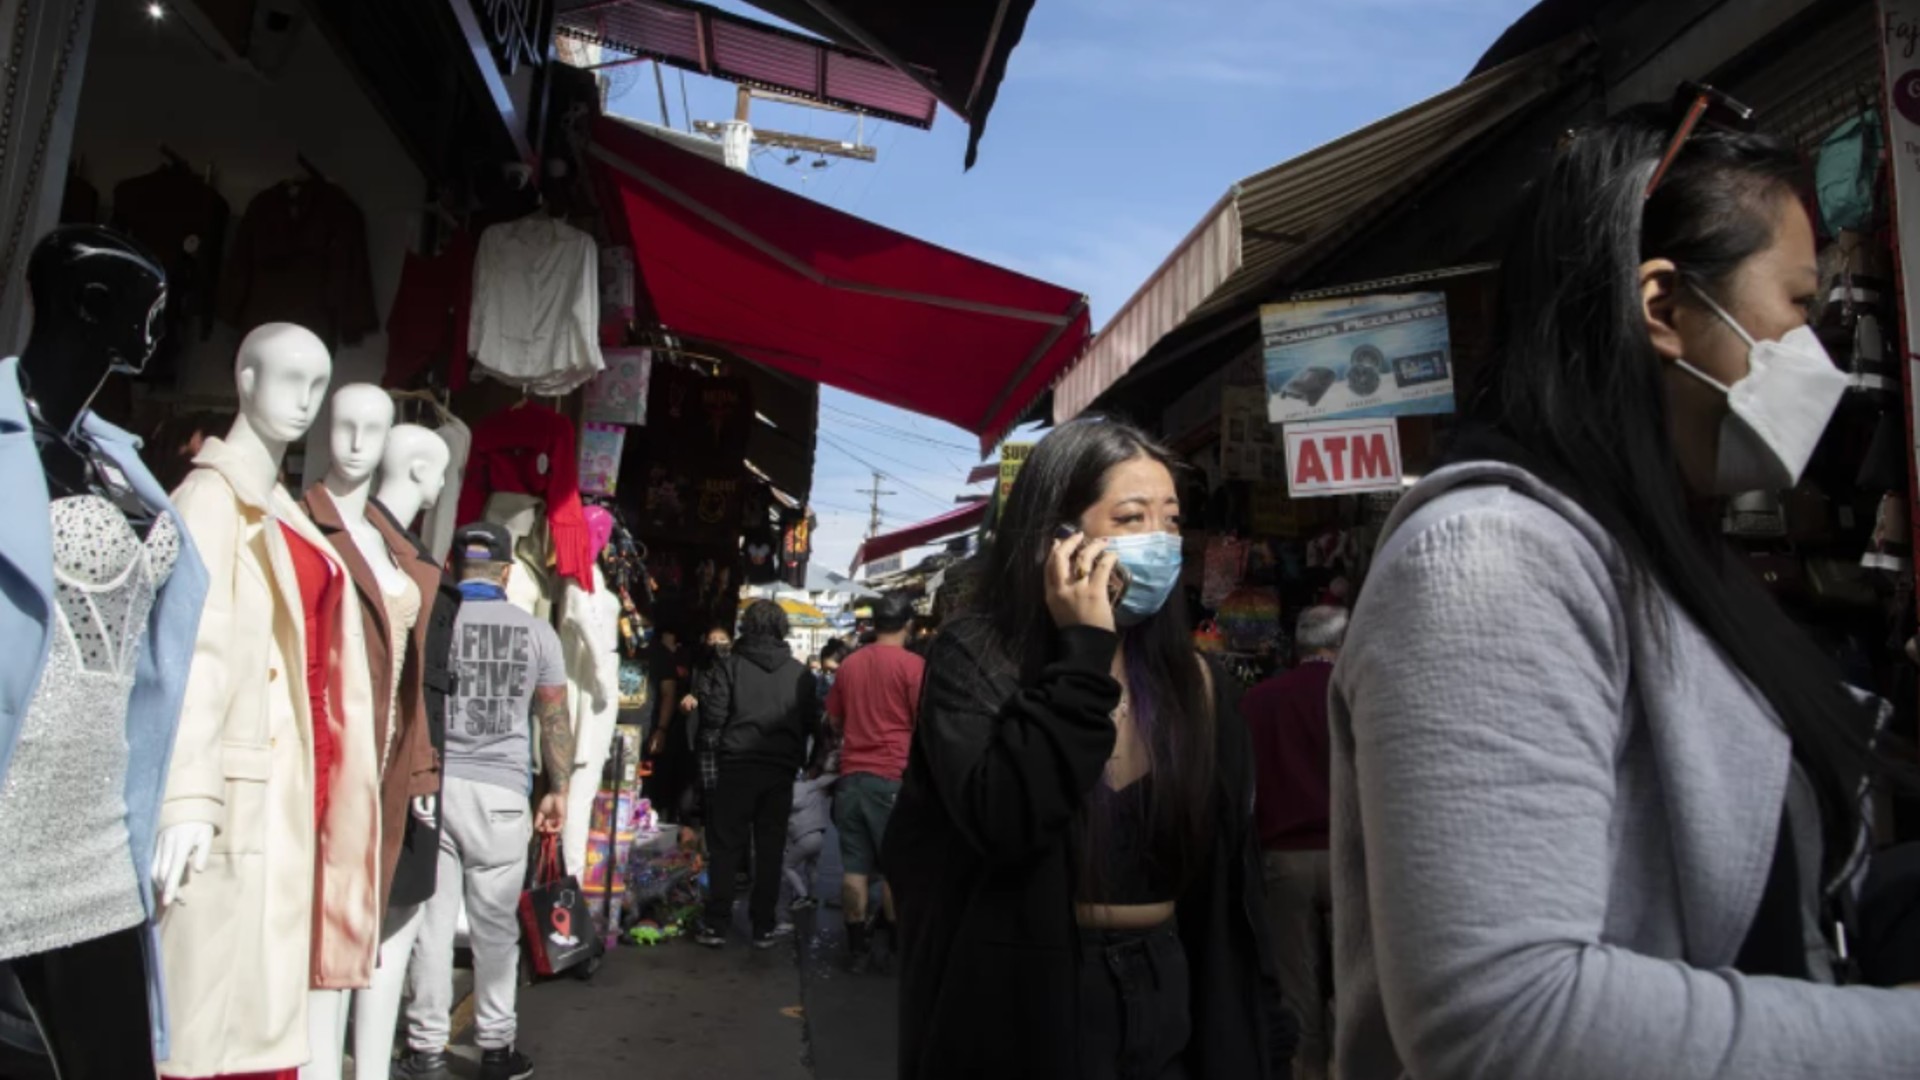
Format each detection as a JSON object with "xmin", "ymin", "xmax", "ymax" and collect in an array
[{"xmin": 1050, "ymin": 38, "xmax": 1582, "ymax": 424}]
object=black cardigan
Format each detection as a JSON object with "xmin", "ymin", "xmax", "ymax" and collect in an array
[{"xmin": 883, "ymin": 616, "xmax": 1293, "ymax": 1079}]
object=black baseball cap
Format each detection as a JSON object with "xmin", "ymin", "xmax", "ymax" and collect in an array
[{"xmin": 453, "ymin": 522, "xmax": 513, "ymax": 565}]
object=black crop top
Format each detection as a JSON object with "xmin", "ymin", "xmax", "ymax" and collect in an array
[{"xmin": 1078, "ymin": 776, "xmax": 1182, "ymax": 905}]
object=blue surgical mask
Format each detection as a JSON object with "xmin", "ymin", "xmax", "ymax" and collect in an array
[{"xmin": 1105, "ymin": 531, "xmax": 1183, "ymax": 626}]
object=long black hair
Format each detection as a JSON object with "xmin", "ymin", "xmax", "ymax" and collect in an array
[
  {"xmin": 977, "ymin": 417, "xmax": 1216, "ymax": 888},
  {"xmin": 1465, "ymin": 109, "xmax": 1886, "ymax": 878}
]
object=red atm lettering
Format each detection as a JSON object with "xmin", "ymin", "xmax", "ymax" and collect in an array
[{"xmin": 1295, "ymin": 431, "xmax": 1393, "ymax": 488}]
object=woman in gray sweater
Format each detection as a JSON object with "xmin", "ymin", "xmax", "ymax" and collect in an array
[{"xmin": 1331, "ymin": 99, "xmax": 1919, "ymax": 1079}]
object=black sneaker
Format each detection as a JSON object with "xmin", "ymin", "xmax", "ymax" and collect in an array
[
  {"xmin": 480, "ymin": 1046, "xmax": 536, "ymax": 1080},
  {"xmin": 694, "ymin": 923, "xmax": 727, "ymax": 948},
  {"xmin": 392, "ymin": 1049, "xmax": 450, "ymax": 1080},
  {"xmin": 791, "ymin": 895, "xmax": 820, "ymax": 912},
  {"xmin": 753, "ymin": 923, "xmax": 795, "ymax": 949}
]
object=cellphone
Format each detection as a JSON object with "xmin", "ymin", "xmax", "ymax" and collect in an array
[{"xmin": 1055, "ymin": 525, "xmax": 1130, "ymax": 607}]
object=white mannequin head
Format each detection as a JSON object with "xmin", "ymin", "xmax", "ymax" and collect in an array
[
  {"xmin": 234, "ymin": 323, "xmax": 331, "ymax": 446},
  {"xmin": 327, "ymin": 383, "xmax": 395, "ymax": 487},
  {"xmin": 376, "ymin": 424, "xmax": 452, "ymax": 519}
]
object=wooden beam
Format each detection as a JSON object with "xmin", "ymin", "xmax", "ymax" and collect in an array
[{"xmin": 692, "ymin": 119, "xmax": 876, "ymax": 162}]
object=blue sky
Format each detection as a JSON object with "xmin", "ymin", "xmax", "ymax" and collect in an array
[{"xmin": 604, "ymin": 0, "xmax": 1538, "ymax": 576}]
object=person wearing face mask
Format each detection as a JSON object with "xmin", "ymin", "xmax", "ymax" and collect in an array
[
  {"xmin": 884, "ymin": 417, "xmax": 1291, "ymax": 1079},
  {"xmin": 1328, "ymin": 94, "xmax": 1920, "ymax": 1080}
]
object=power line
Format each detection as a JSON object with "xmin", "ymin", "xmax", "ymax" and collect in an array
[
  {"xmin": 816, "ymin": 433, "xmax": 954, "ymax": 509},
  {"xmin": 820, "ymin": 403, "xmax": 977, "ymax": 452}
]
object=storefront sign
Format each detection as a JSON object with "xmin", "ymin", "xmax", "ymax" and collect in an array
[
  {"xmin": 1262, "ymin": 293, "xmax": 1454, "ymax": 424},
  {"xmin": 999, "ymin": 441, "xmax": 1034, "ymax": 501},
  {"xmin": 1283, "ymin": 419, "xmax": 1402, "ymax": 498},
  {"xmin": 471, "ymin": 0, "xmax": 547, "ymax": 77},
  {"xmin": 866, "ymin": 554, "xmax": 903, "ymax": 576}
]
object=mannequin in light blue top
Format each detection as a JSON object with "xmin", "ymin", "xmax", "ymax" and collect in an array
[{"xmin": 0, "ymin": 226, "xmax": 210, "ymax": 1073}]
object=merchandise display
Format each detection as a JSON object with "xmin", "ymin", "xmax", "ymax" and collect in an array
[
  {"xmin": 0, "ymin": 227, "xmax": 211, "ymax": 1074},
  {"xmin": 219, "ymin": 178, "xmax": 379, "ymax": 350},
  {"xmin": 459, "ymin": 401, "xmax": 594, "ymax": 592},
  {"xmin": 561, "ymin": 506, "xmax": 626, "ymax": 878}
]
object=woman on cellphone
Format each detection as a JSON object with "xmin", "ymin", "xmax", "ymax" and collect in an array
[
  {"xmin": 884, "ymin": 418, "xmax": 1290, "ymax": 1079},
  {"xmin": 1331, "ymin": 91, "xmax": 1920, "ymax": 1080}
]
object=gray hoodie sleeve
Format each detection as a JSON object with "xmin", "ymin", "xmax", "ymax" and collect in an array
[{"xmin": 1334, "ymin": 496, "xmax": 1919, "ymax": 1080}]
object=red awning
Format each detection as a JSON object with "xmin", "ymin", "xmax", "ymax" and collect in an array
[
  {"xmin": 850, "ymin": 500, "xmax": 987, "ymax": 572},
  {"xmin": 589, "ymin": 117, "xmax": 1090, "ymax": 453}
]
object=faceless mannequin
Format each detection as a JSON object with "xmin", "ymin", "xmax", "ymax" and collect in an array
[
  {"xmin": 374, "ymin": 424, "xmax": 452, "ymax": 530},
  {"xmin": 324, "ymin": 384, "xmax": 406, "ymax": 594},
  {"xmin": 152, "ymin": 323, "xmax": 332, "ymax": 905},
  {"xmin": 22, "ymin": 225, "xmax": 167, "ymax": 528}
]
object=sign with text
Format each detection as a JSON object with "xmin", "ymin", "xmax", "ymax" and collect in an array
[
  {"xmin": 1262, "ymin": 292, "xmax": 1455, "ymax": 424},
  {"xmin": 998, "ymin": 441, "xmax": 1034, "ymax": 501},
  {"xmin": 1284, "ymin": 419, "xmax": 1403, "ymax": 498},
  {"xmin": 865, "ymin": 554, "xmax": 903, "ymax": 577}
]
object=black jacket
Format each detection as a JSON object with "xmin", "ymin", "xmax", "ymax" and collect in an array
[
  {"xmin": 696, "ymin": 638, "xmax": 821, "ymax": 772},
  {"xmin": 369, "ymin": 498, "xmax": 462, "ymax": 908},
  {"xmin": 883, "ymin": 616, "xmax": 1293, "ymax": 1079}
]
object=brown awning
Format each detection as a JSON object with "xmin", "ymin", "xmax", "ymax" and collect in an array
[{"xmin": 1050, "ymin": 38, "xmax": 1581, "ymax": 424}]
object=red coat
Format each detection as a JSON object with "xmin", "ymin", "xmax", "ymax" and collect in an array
[{"xmin": 456, "ymin": 402, "xmax": 594, "ymax": 592}]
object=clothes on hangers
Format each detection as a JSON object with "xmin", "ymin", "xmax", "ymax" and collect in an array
[
  {"xmin": 385, "ymin": 230, "xmax": 476, "ymax": 392},
  {"xmin": 468, "ymin": 216, "xmax": 604, "ymax": 396},
  {"xmin": 457, "ymin": 403, "xmax": 593, "ymax": 592},
  {"xmin": 219, "ymin": 178, "xmax": 377, "ymax": 348}
]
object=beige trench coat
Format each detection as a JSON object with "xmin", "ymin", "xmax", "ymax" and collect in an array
[{"xmin": 156, "ymin": 437, "xmax": 379, "ymax": 1077}]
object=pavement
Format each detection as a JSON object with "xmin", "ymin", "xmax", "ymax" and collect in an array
[{"xmin": 416, "ymin": 825, "xmax": 900, "ymax": 1079}]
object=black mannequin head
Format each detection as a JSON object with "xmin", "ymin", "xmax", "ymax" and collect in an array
[{"xmin": 23, "ymin": 226, "xmax": 167, "ymax": 436}]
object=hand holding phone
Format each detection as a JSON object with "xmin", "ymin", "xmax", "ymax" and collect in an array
[{"xmin": 1048, "ymin": 525, "xmax": 1125, "ymax": 632}]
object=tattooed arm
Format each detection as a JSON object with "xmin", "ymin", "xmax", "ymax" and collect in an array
[{"xmin": 534, "ymin": 684, "xmax": 573, "ymax": 834}]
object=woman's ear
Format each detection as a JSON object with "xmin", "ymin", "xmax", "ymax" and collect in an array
[{"xmin": 1641, "ymin": 257, "xmax": 1685, "ymax": 362}]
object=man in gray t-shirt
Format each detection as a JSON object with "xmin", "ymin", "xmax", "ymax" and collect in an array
[{"xmin": 401, "ymin": 523, "xmax": 572, "ymax": 1080}]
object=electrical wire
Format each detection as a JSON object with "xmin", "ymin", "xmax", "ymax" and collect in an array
[
  {"xmin": 816, "ymin": 432, "xmax": 955, "ymax": 511},
  {"xmin": 820, "ymin": 403, "xmax": 977, "ymax": 452}
]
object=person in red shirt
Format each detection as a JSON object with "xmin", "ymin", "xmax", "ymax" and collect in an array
[
  {"xmin": 824, "ymin": 593, "xmax": 924, "ymax": 970},
  {"xmin": 1242, "ymin": 604, "xmax": 1346, "ymax": 1080}
]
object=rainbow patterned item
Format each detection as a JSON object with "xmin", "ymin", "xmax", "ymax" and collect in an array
[{"xmin": 1216, "ymin": 586, "xmax": 1282, "ymax": 652}]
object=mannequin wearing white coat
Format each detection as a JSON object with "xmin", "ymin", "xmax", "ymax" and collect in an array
[
  {"xmin": 352, "ymin": 423, "xmax": 451, "ymax": 1080},
  {"xmin": 560, "ymin": 532, "xmax": 622, "ymax": 880},
  {"xmin": 152, "ymin": 324, "xmax": 382, "ymax": 1077}
]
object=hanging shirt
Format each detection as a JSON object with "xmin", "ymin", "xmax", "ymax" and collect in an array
[
  {"xmin": 456, "ymin": 403, "xmax": 594, "ymax": 593},
  {"xmin": 468, "ymin": 216, "xmax": 604, "ymax": 396}
]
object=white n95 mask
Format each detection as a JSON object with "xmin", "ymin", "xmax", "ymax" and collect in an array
[{"xmin": 1673, "ymin": 286, "xmax": 1847, "ymax": 494}]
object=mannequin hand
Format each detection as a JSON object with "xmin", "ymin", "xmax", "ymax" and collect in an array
[
  {"xmin": 535, "ymin": 793, "xmax": 566, "ymax": 835},
  {"xmin": 679, "ymin": 694, "xmax": 698, "ymax": 714},
  {"xmin": 152, "ymin": 823, "xmax": 214, "ymax": 907},
  {"xmin": 411, "ymin": 795, "xmax": 437, "ymax": 827}
]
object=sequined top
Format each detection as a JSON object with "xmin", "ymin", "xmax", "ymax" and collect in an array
[{"xmin": 0, "ymin": 496, "xmax": 179, "ymax": 960}]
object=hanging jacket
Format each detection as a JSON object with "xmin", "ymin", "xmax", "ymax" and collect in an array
[
  {"xmin": 0, "ymin": 357, "xmax": 209, "ymax": 1061},
  {"xmin": 455, "ymin": 402, "xmax": 592, "ymax": 592},
  {"xmin": 695, "ymin": 637, "xmax": 821, "ymax": 772},
  {"xmin": 368, "ymin": 496, "xmax": 461, "ymax": 908}
]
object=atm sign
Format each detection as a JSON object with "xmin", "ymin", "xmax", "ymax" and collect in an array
[{"xmin": 1283, "ymin": 419, "xmax": 1402, "ymax": 498}]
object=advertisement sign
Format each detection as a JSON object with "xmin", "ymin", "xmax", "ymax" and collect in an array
[
  {"xmin": 579, "ymin": 423, "xmax": 625, "ymax": 497},
  {"xmin": 999, "ymin": 441, "xmax": 1034, "ymax": 501},
  {"xmin": 1284, "ymin": 419, "xmax": 1403, "ymax": 498},
  {"xmin": 1262, "ymin": 292, "xmax": 1454, "ymax": 424},
  {"xmin": 584, "ymin": 348, "xmax": 651, "ymax": 426},
  {"xmin": 866, "ymin": 554, "xmax": 903, "ymax": 577}
]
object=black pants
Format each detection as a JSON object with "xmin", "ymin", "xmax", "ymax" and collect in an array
[
  {"xmin": 704, "ymin": 762, "xmax": 795, "ymax": 936},
  {"xmin": 1076, "ymin": 922, "xmax": 1191, "ymax": 1080},
  {"xmin": 2, "ymin": 924, "xmax": 154, "ymax": 1079}
]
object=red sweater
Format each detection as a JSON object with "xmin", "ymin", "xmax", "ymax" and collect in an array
[
  {"xmin": 1242, "ymin": 659, "xmax": 1334, "ymax": 852},
  {"xmin": 456, "ymin": 402, "xmax": 594, "ymax": 592}
]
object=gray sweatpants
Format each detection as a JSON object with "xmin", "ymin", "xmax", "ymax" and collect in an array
[{"xmin": 406, "ymin": 776, "xmax": 532, "ymax": 1052}]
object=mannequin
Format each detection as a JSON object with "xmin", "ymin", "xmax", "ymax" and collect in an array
[
  {"xmin": 154, "ymin": 323, "xmax": 379, "ymax": 1079},
  {"xmin": 0, "ymin": 226, "xmax": 210, "ymax": 1078},
  {"xmin": 560, "ymin": 506, "xmax": 624, "ymax": 878},
  {"xmin": 353, "ymin": 423, "xmax": 457, "ymax": 1080},
  {"xmin": 482, "ymin": 491, "xmax": 556, "ymax": 619},
  {"xmin": 299, "ymin": 384, "xmax": 421, "ymax": 1080}
]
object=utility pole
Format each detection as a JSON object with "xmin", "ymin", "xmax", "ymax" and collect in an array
[{"xmin": 857, "ymin": 471, "xmax": 896, "ymax": 539}]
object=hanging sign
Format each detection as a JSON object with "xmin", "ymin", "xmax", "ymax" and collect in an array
[
  {"xmin": 999, "ymin": 441, "xmax": 1034, "ymax": 501},
  {"xmin": 1263, "ymin": 292, "xmax": 1454, "ymax": 424},
  {"xmin": 866, "ymin": 554, "xmax": 903, "ymax": 576},
  {"xmin": 1284, "ymin": 418, "xmax": 1402, "ymax": 498},
  {"xmin": 579, "ymin": 423, "xmax": 625, "ymax": 497},
  {"xmin": 584, "ymin": 348, "xmax": 651, "ymax": 426}
]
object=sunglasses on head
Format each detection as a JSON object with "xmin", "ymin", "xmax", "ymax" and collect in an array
[{"xmin": 1644, "ymin": 81, "xmax": 1758, "ymax": 198}]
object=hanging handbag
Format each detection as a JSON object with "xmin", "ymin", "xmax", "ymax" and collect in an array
[{"xmin": 519, "ymin": 834, "xmax": 598, "ymax": 977}]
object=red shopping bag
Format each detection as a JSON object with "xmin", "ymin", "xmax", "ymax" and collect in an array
[{"xmin": 518, "ymin": 834, "xmax": 596, "ymax": 976}]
